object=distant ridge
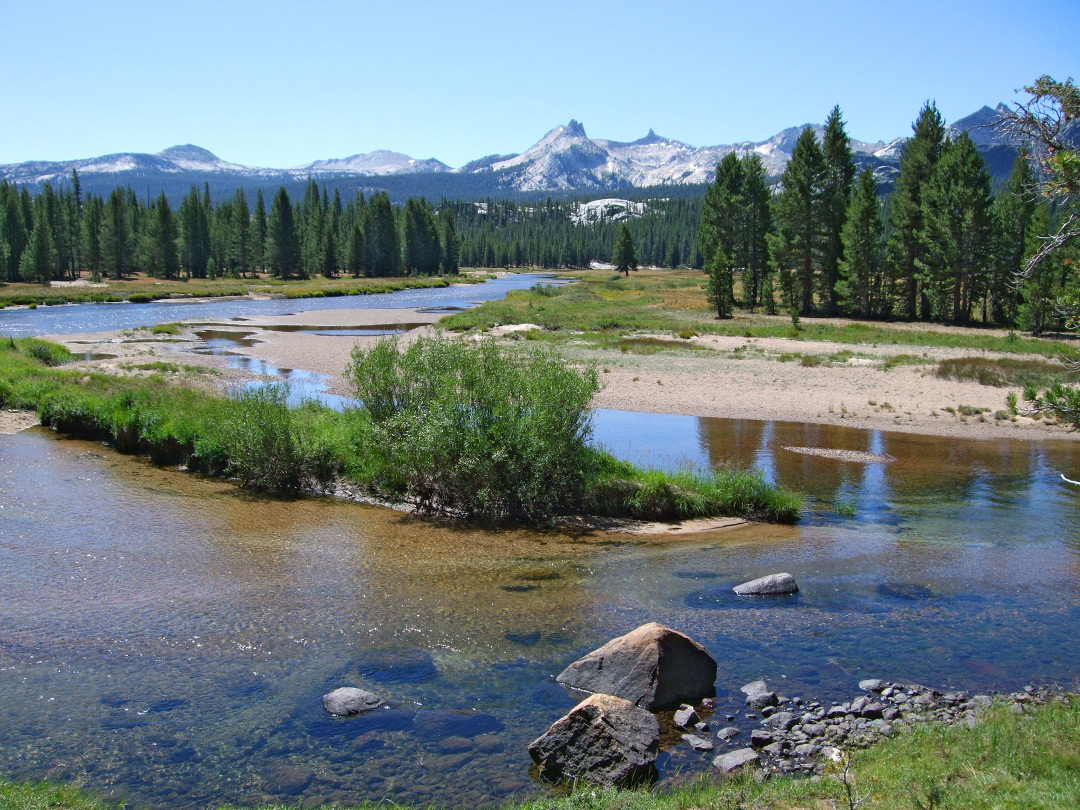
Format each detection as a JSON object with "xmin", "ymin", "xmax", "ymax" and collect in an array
[{"xmin": 0, "ymin": 104, "xmax": 1025, "ymax": 200}]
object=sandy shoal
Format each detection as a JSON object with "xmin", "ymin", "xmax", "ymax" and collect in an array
[{"xmin": 47, "ymin": 309, "xmax": 1080, "ymax": 442}]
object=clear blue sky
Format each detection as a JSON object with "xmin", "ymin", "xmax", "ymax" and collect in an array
[{"xmin": 2, "ymin": 0, "xmax": 1077, "ymax": 168}]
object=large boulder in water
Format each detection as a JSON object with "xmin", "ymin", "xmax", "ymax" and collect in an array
[
  {"xmin": 555, "ymin": 622, "xmax": 717, "ymax": 711},
  {"xmin": 733, "ymin": 573, "xmax": 799, "ymax": 596},
  {"xmin": 322, "ymin": 687, "xmax": 384, "ymax": 717},
  {"xmin": 528, "ymin": 693, "xmax": 659, "ymax": 787}
]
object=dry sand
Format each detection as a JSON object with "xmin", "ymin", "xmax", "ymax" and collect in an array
[{"xmin": 46, "ymin": 307, "xmax": 1079, "ymax": 443}]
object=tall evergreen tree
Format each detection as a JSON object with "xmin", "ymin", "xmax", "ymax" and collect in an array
[
  {"xmin": 836, "ymin": 167, "xmax": 884, "ymax": 318},
  {"xmin": 993, "ymin": 147, "xmax": 1037, "ymax": 324},
  {"xmin": 821, "ymin": 106, "xmax": 857, "ymax": 313},
  {"xmin": 773, "ymin": 127, "xmax": 828, "ymax": 314},
  {"xmin": 698, "ymin": 152, "xmax": 744, "ymax": 305},
  {"xmin": 81, "ymin": 194, "xmax": 105, "ymax": 282},
  {"xmin": 252, "ymin": 188, "xmax": 267, "ymax": 272},
  {"xmin": 102, "ymin": 187, "xmax": 132, "ymax": 279},
  {"xmin": 886, "ymin": 101, "xmax": 946, "ymax": 319},
  {"xmin": 267, "ymin": 186, "xmax": 299, "ymax": 280},
  {"xmin": 143, "ymin": 191, "xmax": 180, "ymax": 279},
  {"xmin": 228, "ymin": 188, "xmax": 252, "ymax": 278},
  {"xmin": 613, "ymin": 221, "xmax": 638, "ymax": 276},
  {"xmin": 439, "ymin": 206, "xmax": 460, "ymax": 274},
  {"xmin": 920, "ymin": 134, "xmax": 996, "ymax": 323},
  {"xmin": 19, "ymin": 195, "xmax": 56, "ymax": 285},
  {"xmin": 365, "ymin": 192, "xmax": 400, "ymax": 277}
]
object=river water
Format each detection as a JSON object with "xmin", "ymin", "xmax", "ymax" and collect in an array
[{"xmin": 1, "ymin": 279, "xmax": 1079, "ymax": 808}]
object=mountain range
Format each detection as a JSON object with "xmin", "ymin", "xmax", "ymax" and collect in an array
[{"xmin": 0, "ymin": 105, "xmax": 1023, "ymax": 201}]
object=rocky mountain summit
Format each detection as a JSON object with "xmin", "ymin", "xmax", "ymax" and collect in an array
[{"xmin": 0, "ymin": 103, "xmax": 1022, "ymax": 197}]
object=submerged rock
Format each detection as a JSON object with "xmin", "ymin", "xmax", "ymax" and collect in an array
[
  {"xmin": 555, "ymin": 622, "xmax": 717, "ymax": 711},
  {"xmin": 323, "ymin": 687, "xmax": 384, "ymax": 717},
  {"xmin": 528, "ymin": 693, "xmax": 660, "ymax": 788},
  {"xmin": 734, "ymin": 573, "xmax": 799, "ymax": 596}
]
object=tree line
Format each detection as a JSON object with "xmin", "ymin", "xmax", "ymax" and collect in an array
[
  {"xmin": 699, "ymin": 103, "xmax": 1077, "ymax": 333},
  {"xmin": 0, "ymin": 176, "xmax": 460, "ymax": 284}
]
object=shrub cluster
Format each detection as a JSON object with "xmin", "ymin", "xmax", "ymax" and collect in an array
[{"xmin": 348, "ymin": 336, "xmax": 600, "ymax": 521}]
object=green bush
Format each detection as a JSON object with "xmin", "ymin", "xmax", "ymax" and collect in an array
[
  {"xmin": 348, "ymin": 336, "xmax": 599, "ymax": 521},
  {"xmin": 17, "ymin": 338, "xmax": 72, "ymax": 367}
]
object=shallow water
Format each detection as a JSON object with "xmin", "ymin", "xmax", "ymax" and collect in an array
[{"xmin": 1, "ymin": 415, "xmax": 1078, "ymax": 808}]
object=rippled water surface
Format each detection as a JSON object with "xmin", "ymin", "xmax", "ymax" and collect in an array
[
  {"xmin": 0, "ymin": 273, "xmax": 551, "ymax": 338},
  {"xmin": 1, "ymin": 415, "xmax": 1078, "ymax": 808}
]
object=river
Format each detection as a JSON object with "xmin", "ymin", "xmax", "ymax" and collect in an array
[{"xmin": 1, "ymin": 277, "xmax": 1078, "ymax": 808}]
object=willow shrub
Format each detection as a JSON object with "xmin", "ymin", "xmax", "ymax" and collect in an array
[{"xmin": 348, "ymin": 336, "xmax": 599, "ymax": 521}]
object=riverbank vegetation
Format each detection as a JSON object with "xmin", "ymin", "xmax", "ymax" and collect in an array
[
  {"xmin": 3, "ymin": 696, "xmax": 1077, "ymax": 810},
  {"xmin": 444, "ymin": 269, "xmax": 1080, "ymax": 361},
  {"xmin": 0, "ymin": 335, "xmax": 801, "ymax": 524}
]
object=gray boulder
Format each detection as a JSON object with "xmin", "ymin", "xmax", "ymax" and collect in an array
[
  {"xmin": 556, "ymin": 622, "xmax": 717, "ymax": 711},
  {"xmin": 733, "ymin": 573, "xmax": 799, "ymax": 596},
  {"xmin": 713, "ymin": 748, "xmax": 760, "ymax": 775},
  {"xmin": 742, "ymin": 680, "xmax": 780, "ymax": 710},
  {"xmin": 322, "ymin": 687, "xmax": 384, "ymax": 717},
  {"xmin": 681, "ymin": 733, "xmax": 714, "ymax": 752},
  {"xmin": 527, "ymin": 693, "xmax": 659, "ymax": 788}
]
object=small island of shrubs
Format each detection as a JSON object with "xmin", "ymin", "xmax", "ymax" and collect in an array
[{"xmin": 0, "ymin": 335, "xmax": 802, "ymax": 525}]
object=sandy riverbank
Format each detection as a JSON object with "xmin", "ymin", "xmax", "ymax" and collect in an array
[{"xmin": 47, "ymin": 307, "xmax": 1079, "ymax": 443}]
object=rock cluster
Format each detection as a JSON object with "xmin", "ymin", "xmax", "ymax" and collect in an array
[
  {"xmin": 534, "ymin": 622, "xmax": 718, "ymax": 787},
  {"xmin": 710, "ymin": 678, "xmax": 1063, "ymax": 777}
]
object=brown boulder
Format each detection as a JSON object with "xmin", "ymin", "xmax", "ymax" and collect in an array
[
  {"xmin": 555, "ymin": 622, "xmax": 717, "ymax": 710},
  {"xmin": 528, "ymin": 694, "xmax": 659, "ymax": 787}
]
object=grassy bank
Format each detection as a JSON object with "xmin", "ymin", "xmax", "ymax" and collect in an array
[
  {"xmin": 0, "ymin": 336, "xmax": 801, "ymax": 524},
  {"xmin": 0, "ymin": 271, "xmax": 485, "ymax": 309},
  {"xmin": 4, "ymin": 697, "xmax": 1077, "ymax": 810},
  {"xmin": 444, "ymin": 269, "xmax": 1080, "ymax": 360}
]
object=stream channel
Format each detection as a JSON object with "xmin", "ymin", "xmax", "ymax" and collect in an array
[{"xmin": 1, "ymin": 274, "xmax": 1079, "ymax": 807}]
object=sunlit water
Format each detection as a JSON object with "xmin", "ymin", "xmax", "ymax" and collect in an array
[
  {"xmin": 0, "ymin": 273, "xmax": 551, "ymax": 338},
  {"xmin": 1, "ymin": 417, "xmax": 1078, "ymax": 808},
  {"xmin": 2, "ymin": 277, "xmax": 1080, "ymax": 806}
]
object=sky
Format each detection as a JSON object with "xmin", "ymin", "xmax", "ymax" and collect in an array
[{"xmin": 2, "ymin": 0, "xmax": 1077, "ymax": 169}]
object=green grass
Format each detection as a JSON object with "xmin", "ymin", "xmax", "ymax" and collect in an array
[
  {"xmin": 4, "ymin": 697, "xmax": 1079, "ymax": 810},
  {"xmin": 150, "ymin": 322, "xmax": 181, "ymax": 335},
  {"xmin": 935, "ymin": 356, "xmax": 1067, "ymax": 389},
  {"xmin": 0, "ymin": 336, "xmax": 801, "ymax": 524},
  {"xmin": 441, "ymin": 270, "xmax": 1080, "ymax": 360}
]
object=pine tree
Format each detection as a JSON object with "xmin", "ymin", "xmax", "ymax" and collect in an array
[
  {"xmin": 774, "ymin": 127, "xmax": 828, "ymax": 314},
  {"xmin": 102, "ymin": 187, "xmax": 132, "ymax": 279},
  {"xmin": 143, "ymin": 192, "xmax": 180, "ymax": 279},
  {"xmin": 836, "ymin": 167, "xmax": 884, "ymax": 318},
  {"xmin": 252, "ymin": 188, "xmax": 267, "ymax": 274},
  {"xmin": 179, "ymin": 185, "xmax": 209, "ymax": 279},
  {"xmin": 886, "ymin": 101, "xmax": 945, "ymax": 319},
  {"xmin": 821, "ymin": 106, "xmax": 857, "ymax": 314},
  {"xmin": 267, "ymin": 186, "xmax": 299, "ymax": 279},
  {"xmin": 365, "ymin": 192, "xmax": 400, "ymax": 277},
  {"xmin": 19, "ymin": 195, "xmax": 56, "ymax": 285},
  {"xmin": 228, "ymin": 188, "xmax": 251, "ymax": 278},
  {"xmin": 920, "ymin": 134, "xmax": 996, "ymax": 323},
  {"xmin": 81, "ymin": 194, "xmax": 105, "ymax": 282},
  {"xmin": 439, "ymin": 206, "xmax": 460, "ymax": 274},
  {"xmin": 993, "ymin": 147, "xmax": 1037, "ymax": 324},
  {"xmin": 613, "ymin": 221, "xmax": 638, "ymax": 276},
  {"xmin": 705, "ymin": 247, "xmax": 733, "ymax": 318}
]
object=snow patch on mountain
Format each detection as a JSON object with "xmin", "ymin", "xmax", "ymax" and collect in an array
[
  {"xmin": 571, "ymin": 198, "xmax": 646, "ymax": 224},
  {"xmin": 299, "ymin": 150, "xmax": 449, "ymax": 176}
]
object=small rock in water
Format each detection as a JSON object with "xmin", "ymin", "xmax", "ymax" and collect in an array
[
  {"xmin": 733, "ymin": 573, "xmax": 799, "ymax": 596},
  {"xmin": 859, "ymin": 678, "xmax": 886, "ymax": 693},
  {"xmin": 717, "ymin": 727, "xmax": 740, "ymax": 740},
  {"xmin": 713, "ymin": 748, "xmax": 760, "ymax": 775},
  {"xmin": 322, "ymin": 687, "xmax": 384, "ymax": 717},
  {"xmin": 681, "ymin": 733, "xmax": 714, "ymax": 752},
  {"xmin": 673, "ymin": 705, "xmax": 699, "ymax": 727}
]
